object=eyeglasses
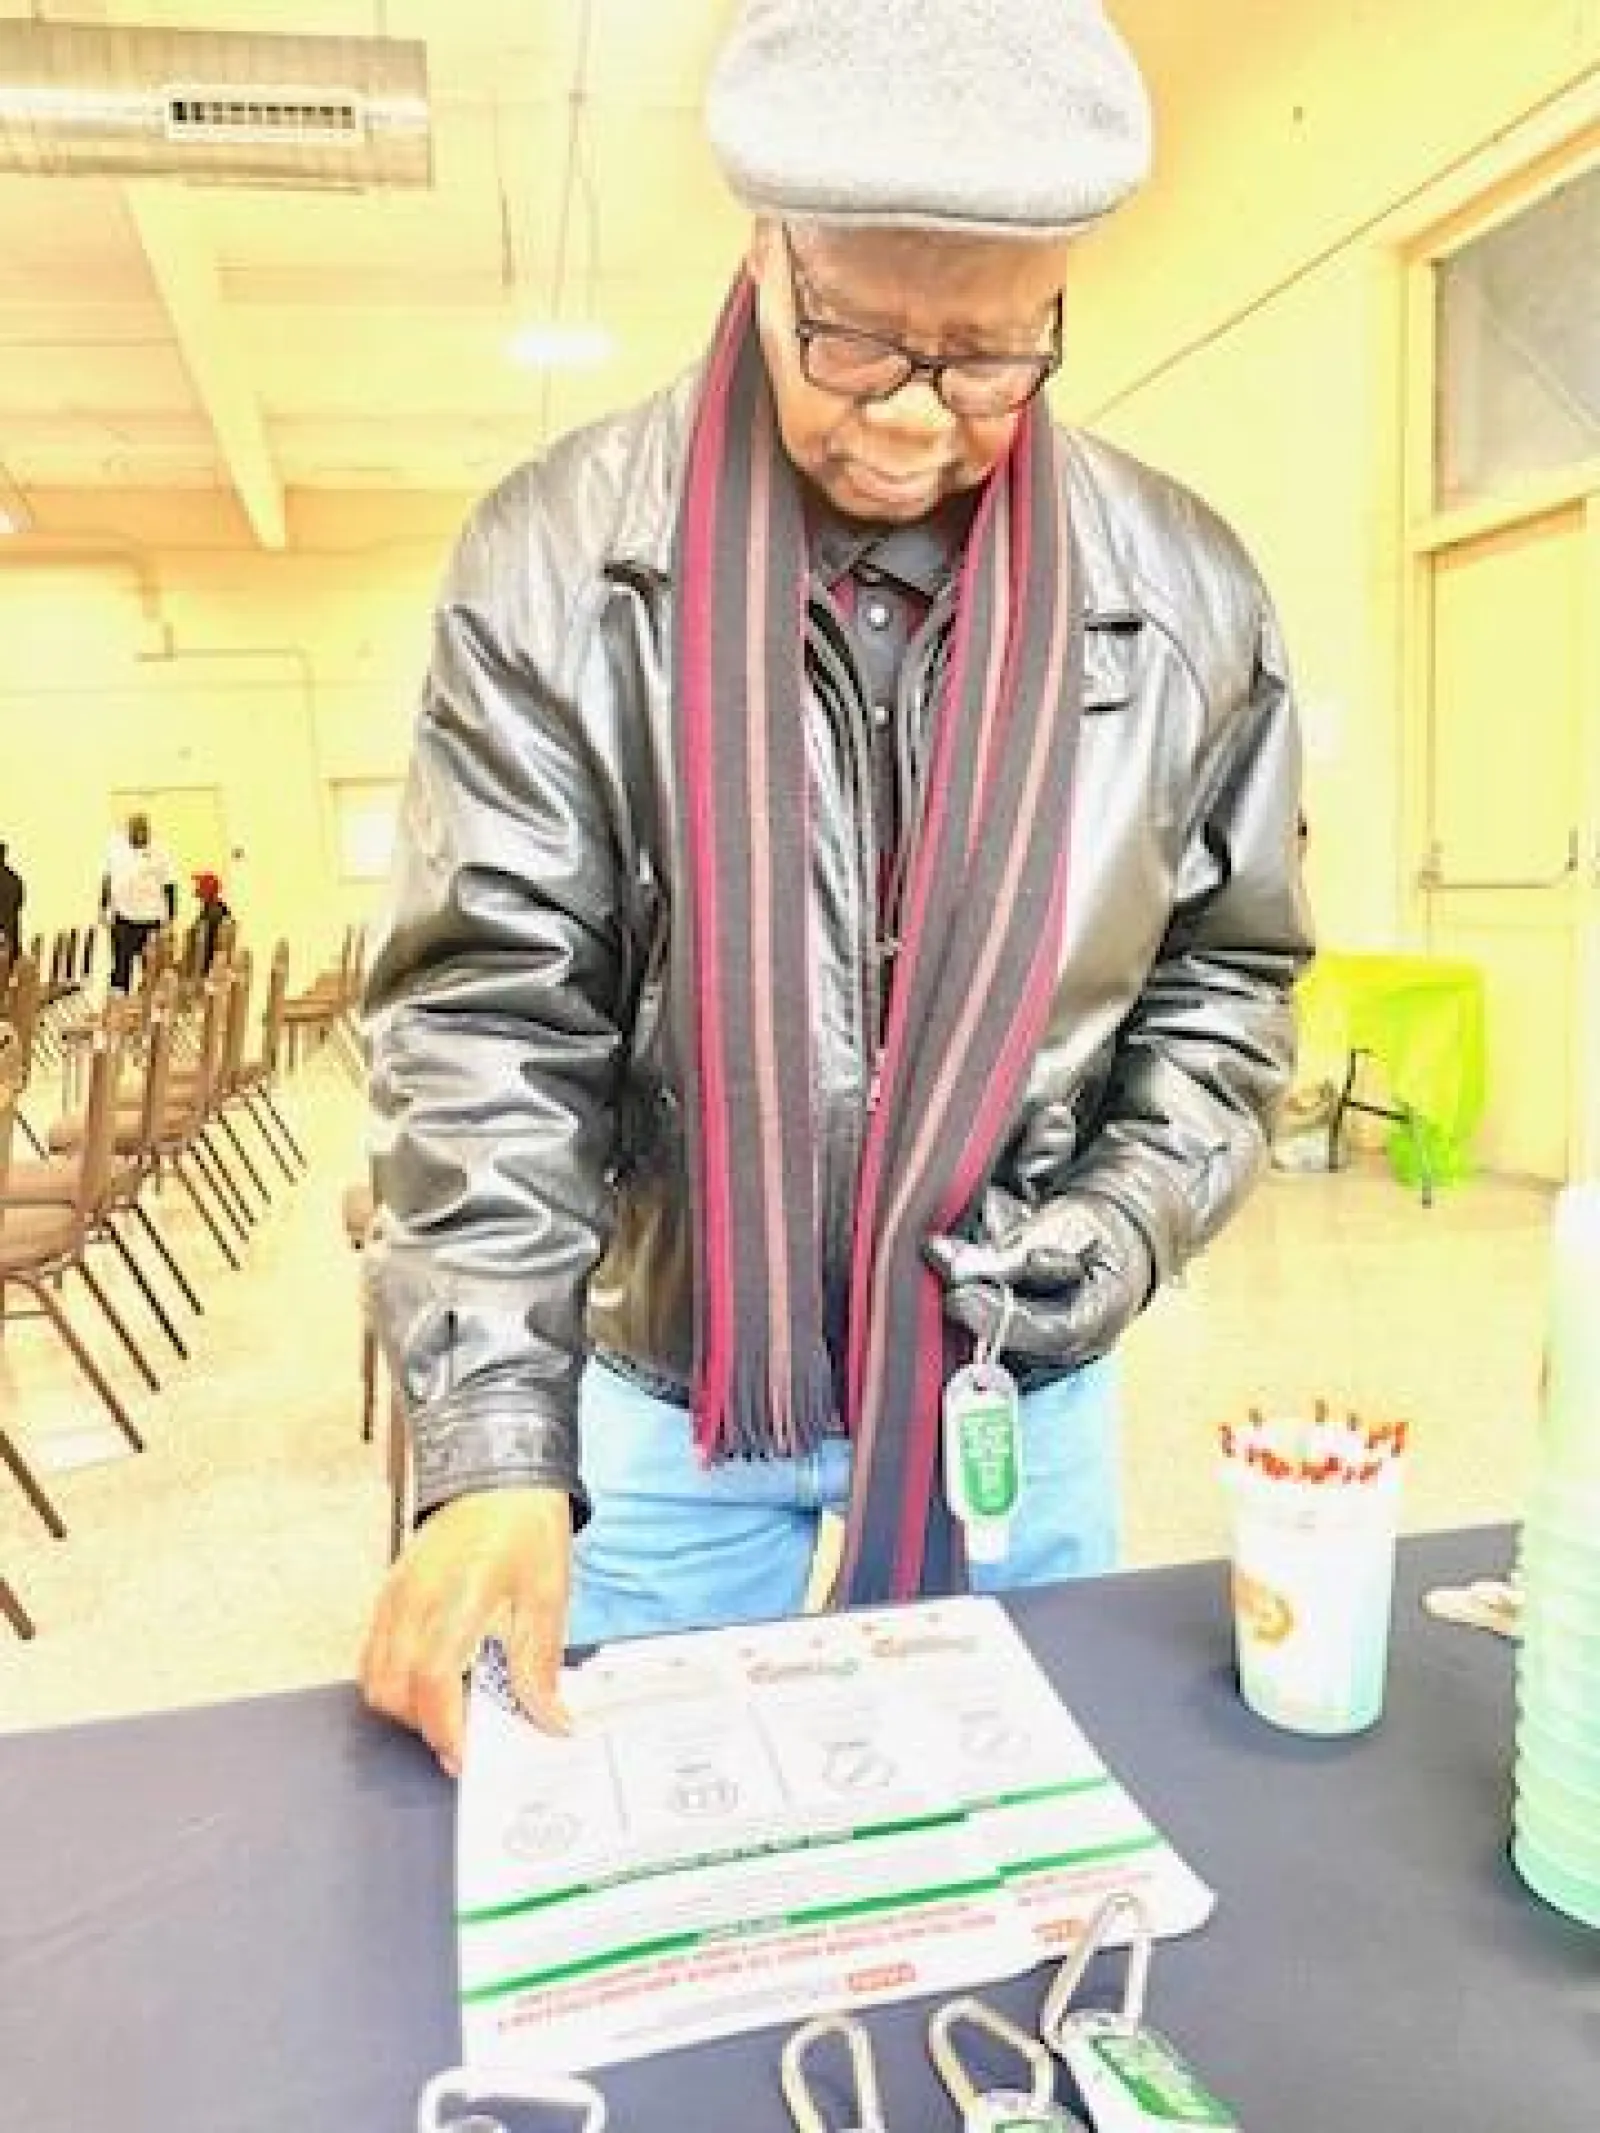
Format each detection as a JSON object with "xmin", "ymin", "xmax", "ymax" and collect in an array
[{"xmin": 782, "ymin": 226, "xmax": 1062, "ymax": 419}]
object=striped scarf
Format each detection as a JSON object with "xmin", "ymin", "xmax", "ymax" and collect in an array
[{"xmin": 673, "ymin": 277, "xmax": 1084, "ymax": 1603}]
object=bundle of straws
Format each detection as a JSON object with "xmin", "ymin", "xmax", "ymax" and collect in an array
[{"xmin": 1219, "ymin": 1401, "xmax": 1410, "ymax": 1490}]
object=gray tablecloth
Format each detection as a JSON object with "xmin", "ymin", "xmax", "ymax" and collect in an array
[{"xmin": 1, "ymin": 1527, "xmax": 1593, "ymax": 2131}]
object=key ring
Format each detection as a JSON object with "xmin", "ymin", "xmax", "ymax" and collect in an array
[
  {"xmin": 781, "ymin": 2012, "xmax": 888, "ymax": 2133},
  {"xmin": 1039, "ymin": 1890, "xmax": 1152, "ymax": 2049},
  {"xmin": 1039, "ymin": 1894, "xmax": 1239, "ymax": 2132},
  {"xmin": 928, "ymin": 1997, "xmax": 1084, "ymax": 2130},
  {"xmin": 971, "ymin": 1282, "xmax": 1017, "ymax": 1374},
  {"xmin": 416, "ymin": 2067, "xmax": 607, "ymax": 2133}
]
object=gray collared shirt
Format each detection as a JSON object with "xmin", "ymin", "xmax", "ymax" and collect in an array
[{"xmin": 807, "ymin": 492, "xmax": 975, "ymax": 855}]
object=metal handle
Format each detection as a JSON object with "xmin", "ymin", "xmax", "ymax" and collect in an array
[
  {"xmin": 416, "ymin": 2069, "xmax": 607, "ymax": 2133},
  {"xmin": 1417, "ymin": 828, "xmax": 1579, "ymax": 893},
  {"xmin": 1039, "ymin": 1891, "xmax": 1153, "ymax": 2050},
  {"xmin": 782, "ymin": 2013, "xmax": 887, "ymax": 2133},
  {"xmin": 928, "ymin": 1997, "xmax": 1054, "ymax": 2117}
]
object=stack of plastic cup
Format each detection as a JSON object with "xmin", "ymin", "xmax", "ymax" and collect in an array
[{"xmin": 1512, "ymin": 1184, "xmax": 1600, "ymax": 1930}]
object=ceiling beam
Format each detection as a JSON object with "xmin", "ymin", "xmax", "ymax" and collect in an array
[{"xmin": 126, "ymin": 183, "xmax": 286, "ymax": 550}]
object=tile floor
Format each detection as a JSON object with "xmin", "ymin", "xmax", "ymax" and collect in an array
[{"xmin": 0, "ymin": 1056, "xmax": 1550, "ymax": 1734}]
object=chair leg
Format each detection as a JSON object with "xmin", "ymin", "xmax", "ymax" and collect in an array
[
  {"xmin": 175, "ymin": 1158, "xmax": 243, "ymax": 1271},
  {"xmin": 188, "ymin": 1138, "xmax": 251, "ymax": 1241},
  {"xmin": 75, "ymin": 1258, "xmax": 161, "ymax": 1394},
  {"xmin": 0, "ymin": 1574, "xmax": 36, "ymax": 1639},
  {"xmin": 361, "ymin": 1317, "xmax": 376, "ymax": 1443},
  {"xmin": 129, "ymin": 1200, "xmax": 205, "ymax": 1316},
  {"xmin": 218, "ymin": 1110, "xmax": 272, "ymax": 1204},
  {"xmin": 203, "ymin": 1120, "xmax": 266, "ymax": 1219},
  {"xmin": 104, "ymin": 1219, "xmax": 189, "ymax": 1360},
  {"xmin": 0, "ymin": 1422, "xmax": 68, "ymax": 1538},
  {"xmin": 387, "ymin": 1388, "xmax": 408, "ymax": 1564},
  {"xmin": 16, "ymin": 1110, "xmax": 48, "ymax": 1158},
  {"xmin": 331, "ymin": 1018, "xmax": 366, "ymax": 1082},
  {"xmin": 1328, "ymin": 1048, "xmax": 1363, "ymax": 1173},
  {"xmin": 243, "ymin": 1093, "xmax": 299, "ymax": 1182},
  {"xmin": 257, "ymin": 1089, "xmax": 308, "ymax": 1172},
  {"xmin": 11, "ymin": 1271, "xmax": 145, "ymax": 1453}
]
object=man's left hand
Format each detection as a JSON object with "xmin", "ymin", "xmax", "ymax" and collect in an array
[{"xmin": 924, "ymin": 1193, "xmax": 1156, "ymax": 1365}]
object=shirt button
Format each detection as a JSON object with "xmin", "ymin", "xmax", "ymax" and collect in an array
[
  {"xmin": 862, "ymin": 598, "xmax": 892, "ymax": 631},
  {"xmin": 871, "ymin": 700, "xmax": 891, "ymax": 728}
]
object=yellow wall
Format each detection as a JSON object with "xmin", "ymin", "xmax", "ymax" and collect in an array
[
  {"xmin": 0, "ymin": 489, "xmax": 468, "ymax": 974},
  {"xmin": 1058, "ymin": 0, "xmax": 1599, "ymax": 947},
  {"xmin": 3, "ymin": 0, "xmax": 1595, "ymax": 982}
]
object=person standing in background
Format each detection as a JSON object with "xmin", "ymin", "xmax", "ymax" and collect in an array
[
  {"xmin": 0, "ymin": 841, "xmax": 24, "ymax": 965},
  {"xmin": 101, "ymin": 811, "xmax": 176, "ymax": 992},
  {"xmin": 188, "ymin": 870, "xmax": 233, "ymax": 974}
]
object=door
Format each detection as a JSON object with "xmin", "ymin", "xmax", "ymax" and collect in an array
[{"xmin": 1418, "ymin": 503, "xmax": 1599, "ymax": 1179}]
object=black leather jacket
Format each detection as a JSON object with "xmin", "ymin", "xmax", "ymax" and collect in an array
[{"xmin": 364, "ymin": 377, "xmax": 1313, "ymax": 1518}]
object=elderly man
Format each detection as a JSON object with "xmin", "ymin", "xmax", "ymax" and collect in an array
[{"xmin": 361, "ymin": 0, "xmax": 1312, "ymax": 1770}]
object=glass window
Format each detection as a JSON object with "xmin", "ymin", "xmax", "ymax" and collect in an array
[
  {"xmin": 331, "ymin": 777, "xmax": 402, "ymax": 883},
  {"xmin": 1435, "ymin": 163, "xmax": 1600, "ymax": 509}
]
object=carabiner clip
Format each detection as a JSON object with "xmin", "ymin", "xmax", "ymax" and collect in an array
[
  {"xmin": 1039, "ymin": 1891, "xmax": 1153, "ymax": 2050},
  {"xmin": 972, "ymin": 1282, "xmax": 1017, "ymax": 1373},
  {"xmin": 781, "ymin": 2012, "xmax": 888, "ymax": 2133},
  {"xmin": 416, "ymin": 2067, "xmax": 607, "ymax": 2133},
  {"xmin": 928, "ymin": 1997, "xmax": 1085, "ymax": 2130},
  {"xmin": 1039, "ymin": 1893, "xmax": 1238, "ymax": 2132}
]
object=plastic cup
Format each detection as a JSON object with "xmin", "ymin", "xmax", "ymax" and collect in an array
[{"xmin": 1225, "ymin": 1474, "xmax": 1400, "ymax": 1736}]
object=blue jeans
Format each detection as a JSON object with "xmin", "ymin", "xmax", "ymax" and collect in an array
[{"xmin": 568, "ymin": 1356, "xmax": 1121, "ymax": 1646}]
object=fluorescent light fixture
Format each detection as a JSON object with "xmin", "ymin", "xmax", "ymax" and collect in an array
[
  {"xmin": 0, "ymin": 463, "xmax": 32, "ymax": 534},
  {"xmin": 507, "ymin": 320, "xmax": 615, "ymax": 369}
]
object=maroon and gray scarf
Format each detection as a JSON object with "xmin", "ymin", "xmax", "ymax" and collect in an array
[{"xmin": 673, "ymin": 276, "xmax": 1084, "ymax": 1603}]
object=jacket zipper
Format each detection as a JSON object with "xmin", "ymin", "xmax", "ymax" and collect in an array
[
  {"xmin": 879, "ymin": 590, "xmax": 956, "ymax": 1013},
  {"xmin": 805, "ymin": 602, "xmax": 883, "ymax": 1315}
]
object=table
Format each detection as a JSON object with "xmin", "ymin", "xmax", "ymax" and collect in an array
[
  {"xmin": 2, "ymin": 1529, "xmax": 1593, "ymax": 2133},
  {"xmin": 1296, "ymin": 952, "xmax": 1487, "ymax": 1199}
]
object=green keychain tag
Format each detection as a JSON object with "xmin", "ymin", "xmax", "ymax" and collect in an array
[
  {"xmin": 943, "ymin": 1361, "xmax": 1022, "ymax": 1564},
  {"xmin": 1041, "ymin": 1893, "xmax": 1240, "ymax": 2133},
  {"xmin": 1060, "ymin": 2014, "xmax": 1237, "ymax": 2131}
]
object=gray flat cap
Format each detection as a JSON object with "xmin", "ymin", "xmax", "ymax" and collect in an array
[{"xmin": 705, "ymin": 0, "xmax": 1153, "ymax": 239}]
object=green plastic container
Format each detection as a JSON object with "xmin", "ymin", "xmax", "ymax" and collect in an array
[
  {"xmin": 1518, "ymin": 1707, "xmax": 1600, "ymax": 1793},
  {"xmin": 1522, "ymin": 1485, "xmax": 1600, "ymax": 1553},
  {"xmin": 1520, "ymin": 1618, "xmax": 1600, "ymax": 1711},
  {"xmin": 1512, "ymin": 1828, "xmax": 1600, "ymax": 1930},
  {"xmin": 1515, "ymin": 1756, "xmax": 1600, "ymax": 1836},
  {"xmin": 1516, "ymin": 1530, "xmax": 1600, "ymax": 1609},
  {"xmin": 1515, "ymin": 1788, "xmax": 1600, "ymax": 1878}
]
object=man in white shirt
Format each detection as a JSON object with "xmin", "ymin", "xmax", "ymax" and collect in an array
[{"xmin": 101, "ymin": 811, "xmax": 176, "ymax": 991}]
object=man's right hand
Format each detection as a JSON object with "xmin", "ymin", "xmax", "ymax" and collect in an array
[{"xmin": 359, "ymin": 1485, "xmax": 574, "ymax": 1776}]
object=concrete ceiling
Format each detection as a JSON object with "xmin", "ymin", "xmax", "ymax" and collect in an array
[{"xmin": 0, "ymin": 0, "xmax": 746, "ymax": 536}]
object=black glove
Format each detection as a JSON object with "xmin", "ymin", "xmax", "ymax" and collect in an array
[{"xmin": 924, "ymin": 1192, "xmax": 1157, "ymax": 1367}]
